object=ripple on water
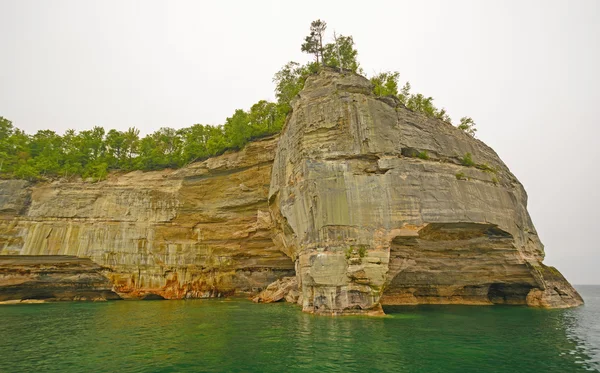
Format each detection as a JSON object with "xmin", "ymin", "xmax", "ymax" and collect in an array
[{"xmin": 0, "ymin": 287, "xmax": 598, "ymax": 373}]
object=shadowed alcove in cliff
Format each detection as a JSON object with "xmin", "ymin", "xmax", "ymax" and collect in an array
[{"xmin": 381, "ymin": 222, "xmax": 538, "ymax": 306}]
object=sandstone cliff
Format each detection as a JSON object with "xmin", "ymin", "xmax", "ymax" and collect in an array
[
  {"xmin": 0, "ymin": 137, "xmax": 294, "ymax": 299},
  {"xmin": 0, "ymin": 255, "xmax": 120, "ymax": 302},
  {"xmin": 268, "ymin": 68, "xmax": 582, "ymax": 314},
  {"xmin": 0, "ymin": 69, "xmax": 582, "ymax": 314}
]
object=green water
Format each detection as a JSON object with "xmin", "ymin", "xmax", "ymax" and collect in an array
[{"xmin": 1, "ymin": 286, "xmax": 598, "ymax": 373}]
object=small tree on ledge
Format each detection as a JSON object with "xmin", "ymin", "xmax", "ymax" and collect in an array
[
  {"xmin": 458, "ymin": 117, "xmax": 477, "ymax": 137},
  {"xmin": 301, "ymin": 19, "xmax": 327, "ymax": 65}
]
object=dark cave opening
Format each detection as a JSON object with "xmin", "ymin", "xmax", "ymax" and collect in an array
[{"xmin": 487, "ymin": 283, "xmax": 533, "ymax": 305}]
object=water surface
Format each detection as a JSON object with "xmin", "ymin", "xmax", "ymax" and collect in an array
[{"xmin": 1, "ymin": 286, "xmax": 598, "ymax": 373}]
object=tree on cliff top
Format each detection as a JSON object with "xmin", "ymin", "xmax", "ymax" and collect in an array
[
  {"xmin": 275, "ymin": 20, "xmax": 362, "ymax": 115},
  {"xmin": 273, "ymin": 61, "xmax": 319, "ymax": 113},
  {"xmin": 1, "ymin": 21, "xmax": 480, "ymax": 182},
  {"xmin": 301, "ymin": 19, "xmax": 327, "ymax": 65},
  {"xmin": 458, "ymin": 117, "xmax": 477, "ymax": 137},
  {"xmin": 370, "ymin": 71, "xmax": 453, "ymax": 123},
  {"xmin": 370, "ymin": 71, "xmax": 400, "ymax": 97},
  {"xmin": 322, "ymin": 33, "xmax": 361, "ymax": 73}
]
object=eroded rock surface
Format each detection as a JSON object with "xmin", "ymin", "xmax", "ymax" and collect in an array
[
  {"xmin": 0, "ymin": 137, "xmax": 295, "ymax": 299},
  {"xmin": 0, "ymin": 255, "xmax": 120, "ymax": 302},
  {"xmin": 252, "ymin": 276, "xmax": 299, "ymax": 303},
  {"xmin": 0, "ymin": 70, "xmax": 582, "ymax": 313},
  {"xmin": 268, "ymin": 68, "xmax": 582, "ymax": 314}
]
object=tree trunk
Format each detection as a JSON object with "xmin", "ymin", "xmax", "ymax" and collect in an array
[{"xmin": 319, "ymin": 34, "xmax": 325, "ymax": 66}]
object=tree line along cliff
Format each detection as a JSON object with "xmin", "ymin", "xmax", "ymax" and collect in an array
[
  {"xmin": 0, "ymin": 68, "xmax": 583, "ymax": 314},
  {"xmin": 0, "ymin": 20, "xmax": 581, "ymax": 313},
  {"xmin": 0, "ymin": 21, "xmax": 478, "ymax": 184}
]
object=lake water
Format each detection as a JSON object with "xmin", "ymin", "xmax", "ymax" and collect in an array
[{"xmin": 0, "ymin": 285, "xmax": 598, "ymax": 373}]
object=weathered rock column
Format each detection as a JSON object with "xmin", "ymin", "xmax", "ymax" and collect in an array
[
  {"xmin": 269, "ymin": 68, "xmax": 582, "ymax": 315},
  {"xmin": 268, "ymin": 69, "xmax": 402, "ymax": 314}
]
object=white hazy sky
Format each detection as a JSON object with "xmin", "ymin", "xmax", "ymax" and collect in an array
[{"xmin": 1, "ymin": 0, "xmax": 598, "ymax": 284}]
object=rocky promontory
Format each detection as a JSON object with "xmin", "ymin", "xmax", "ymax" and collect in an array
[
  {"xmin": 0, "ymin": 255, "xmax": 120, "ymax": 302},
  {"xmin": 0, "ymin": 69, "xmax": 582, "ymax": 314},
  {"xmin": 267, "ymin": 69, "xmax": 582, "ymax": 314}
]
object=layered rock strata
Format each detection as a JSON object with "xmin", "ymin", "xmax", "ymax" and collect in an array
[
  {"xmin": 0, "ymin": 255, "xmax": 120, "ymax": 302},
  {"xmin": 252, "ymin": 276, "xmax": 299, "ymax": 304},
  {"xmin": 268, "ymin": 68, "xmax": 582, "ymax": 314},
  {"xmin": 0, "ymin": 69, "xmax": 582, "ymax": 314},
  {"xmin": 0, "ymin": 137, "xmax": 295, "ymax": 299}
]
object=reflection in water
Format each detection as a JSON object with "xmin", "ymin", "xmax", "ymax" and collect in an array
[
  {"xmin": 0, "ymin": 287, "xmax": 598, "ymax": 373},
  {"xmin": 563, "ymin": 285, "xmax": 600, "ymax": 370}
]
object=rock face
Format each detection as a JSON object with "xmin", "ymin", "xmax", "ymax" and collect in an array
[
  {"xmin": 252, "ymin": 276, "xmax": 299, "ymax": 304},
  {"xmin": 0, "ymin": 255, "xmax": 120, "ymax": 302},
  {"xmin": 0, "ymin": 137, "xmax": 295, "ymax": 299},
  {"xmin": 268, "ymin": 68, "xmax": 582, "ymax": 315},
  {"xmin": 0, "ymin": 70, "xmax": 582, "ymax": 313}
]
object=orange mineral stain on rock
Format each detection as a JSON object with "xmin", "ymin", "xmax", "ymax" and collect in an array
[
  {"xmin": 0, "ymin": 137, "xmax": 294, "ymax": 300},
  {"xmin": 0, "ymin": 69, "xmax": 582, "ymax": 314}
]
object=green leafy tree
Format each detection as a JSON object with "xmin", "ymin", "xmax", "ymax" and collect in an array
[
  {"xmin": 105, "ymin": 129, "xmax": 125, "ymax": 169},
  {"xmin": 15, "ymin": 162, "xmax": 39, "ymax": 181},
  {"xmin": 370, "ymin": 75, "xmax": 451, "ymax": 123},
  {"xmin": 322, "ymin": 34, "xmax": 360, "ymax": 72},
  {"xmin": 137, "ymin": 128, "xmax": 182, "ymax": 170},
  {"xmin": 0, "ymin": 116, "xmax": 14, "ymax": 140},
  {"xmin": 136, "ymin": 136, "xmax": 162, "ymax": 170},
  {"xmin": 248, "ymin": 100, "xmax": 286, "ymax": 137},
  {"xmin": 0, "ymin": 151, "xmax": 6, "ymax": 174},
  {"xmin": 224, "ymin": 109, "xmax": 252, "ymax": 150},
  {"xmin": 398, "ymin": 82, "xmax": 411, "ymax": 105},
  {"xmin": 0, "ymin": 21, "xmax": 480, "ymax": 181},
  {"xmin": 273, "ymin": 61, "xmax": 318, "ymax": 113},
  {"xmin": 29, "ymin": 130, "xmax": 62, "ymax": 177},
  {"xmin": 121, "ymin": 127, "xmax": 140, "ymax": 170},
  {"xmin": 83, "ymin": 161, "xmax": 109, "ymax": 182},
  {"xmin": 458, "ymin": 117, "xmax": 477, "ymax": 137},
  {"xmin": 205, "ymin": 125, "xmax": 228, "ymax": 156},
  {"xmin": 0, "ymin": 117, "xmax": 15, "ymax": 174},
  {"xmin": 61, "ymin": 129, "xmax": 84, "ymax": 178},
  {"xmin": 371, "ymin": 71, "xmax": 400, "ymax": 97},
  {"xmin": 180, "ymin": 124, "xmax": 210, "ymax": 164},
  {"xmin": 406, "ymin": 93, "xmax": 432, "ymax": 114},
  {"xmin": 406, "ymin": 93, "xmax": 451, "ymax": 122},
  {"xmin": 155, "ymin": 127, "xmax": 182, "ymax": 167},
  {"xmin": 301, "ymin": 19, "xmax": 327, "ymax": 65}
]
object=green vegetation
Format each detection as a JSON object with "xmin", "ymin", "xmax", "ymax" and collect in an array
[
  {"xmin": 369, "ymin": 72, "xmax": 480, "ymax": 135},
  {"xmin": 458, "ymin": 117, "xmax": 477, "ymax": 137},
  {"xmin": 300, "ymin": 19, "xmax": 361, "ymax": 73},
  {"xmin": 345, "ymin": 245, "xmax": 368, "ymax": 259},
  {"xmin": 273, "ymin": 61, "xmax": 319, "ymax": 114},
  {"xmin": 1, "ymin": 19, "xmax": 478, "ymax": 182},
  {"xmin": 461, "ymin": 152, "xmax": 475, "ymax": 167},
  {"xmin": 323, "ymin": 34, "xmax": 360, "ymax": 73},
  {"xmin": 417, "ymin": 151, "xmax": 430, "ymax": 160},
  {"xmin": 455, "ymin": 172, "xmax": 467, "ymax": 180},
  {"xmin": 0, "ymin": 102, "xmax": 286, "ymax": 181},
  {"xmin": 370, "ymin": 71, "xmax": 400, "ymax": 97},
  {"xmin": 274, "ymin": 19, "xmax": 363, "ymax": 115},
  {"xmin": 358, "ymin": 246, "xmax": 368, "ymax": 258},
  {"xmin": 301, "ymin": 20, "xmax": 327, "ymax": 65},
  {"xmin": 475, "ymin": 163, "xmax": 496, "ymax": 173},
  {"xmin": 370, "ymin": 72, "xmax": 452, "ymax": 123}
]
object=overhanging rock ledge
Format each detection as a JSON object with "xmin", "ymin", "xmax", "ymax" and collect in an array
[{"xmin": 267, "ymin": 68, "xmax": 582, "ymax": 315}]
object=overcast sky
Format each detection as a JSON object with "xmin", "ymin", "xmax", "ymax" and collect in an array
[{"xmin": 1, "ymin": 0, "xmax": 598, "ymax": 284}]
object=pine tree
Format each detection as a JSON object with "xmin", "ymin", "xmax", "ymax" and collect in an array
[{"xmin": 301, "ymin": 20, "xmax": 327, "ymax": 65}]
